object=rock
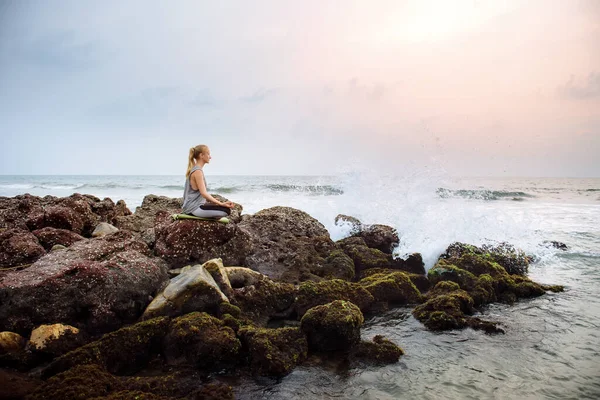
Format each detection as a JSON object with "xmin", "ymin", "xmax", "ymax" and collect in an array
[
  {"xmin": 0, "ymin": 228, "xmax": 46, "ymax": 268},
  {"xmin": 0, "ymin": 368, "xmax": 41, "ymax": 399},
  {"xmin": 239, "ymin": 326, "xmax": 308, "ymax": 377},
  {"xmin": 441, "ymin": 242, "xmax": 530, "ymax": 276},
  {"xmin": 300, "ymin": 300, "xmax": 364, "ymax": 352},
  {"xmin": 334, "ymin": 214, "xmax": 362, "ymax": 235},
  {"xmin": 203, "ymin": 258, "xmax": 235, "ymax": 299},
  {"xmin": 114, "ymin": 195, "xmax": 182, "ymax": 233},
  {"xmin": 295, "ymin": 279, "xmax": 374, "ymax": 317},
  {"xmin": 235, "ymin": 207, "xmax": 347, "ymax": 283},
  {"xmin": 1, "ymin": 194, "xmax": 132, "ymax": 237},
  {"xmin": 154, "ymin": 213, "xmax": 249, "ymax": 269},
  {"xmin": 542, "ymin": 240, "xmax": 569, "ymax": 251},
  {"xmin": 343, "ymin": 244, "xmax": 393, "ymax": 274},
  {"xmin": 229, "ymin": 271, "xmax": 297, "ymax": 325},
  {"xmin": 350, "ymin": 335, "xmax": 404, "ymax": 365},
  {"xmin": 0, "ymin": 331, "xmax": 26, "ymax": 354},
  {"xmin": 392, "ymin": 253, "xmax": 426, "ymax": 275},
  {"xmin": 142, "ymin": 260, "xmax": 229, "ymax": 320},
  {"xmin": 32, "ymin": 227, "xmax": 85, "ymax": 250},
  {"xmin": 0, "ymin": 231, "xmax": 169, "ymax": 335},
  {"xmin": 357, "ymin": 224, "xmax": 399, "ymax": 254},
  {"xmin": 162, "ymin": 312, "xmax": 240, "ymax": 369},
  {"xmin": 32, "ymin": 364, "xmax": 122, "ymax": 400},
  {"xmin": 29, "ymin": 323, "xmax": 83, "ymax": 357},
  {"xmin": 358, "ymin": 271, "xmax": 422, "ymax": 305},
  {"xmin": 42, "ymin": 317, "xmax": 170, "ymax": 378},
  {"xmin": 359, "ymin": 268, "xmax": 431, "ymax": 293},
  {"xmin": 50, "ymin": 244, "xmax": 66, "ymax": 252},
  {"xmin": 91, "ymin": 222, "xmax": 119, "ymax": 238}
]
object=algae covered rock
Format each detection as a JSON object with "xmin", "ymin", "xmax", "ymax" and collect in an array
[
  {"xmin": 142, "ymin": 260, "xmax": 230, "ymax": 319},
  {"xmin": 300, "ymin": 300, "xmax": 364, "ymax": 352},
  {"xmin": 29, "ymin": 364, "xmax": 121, "ymax": 400},
  {"xmin": 358, "ymin": 271, "xmax": 422, "ymax": 305},
  {"xmin": 296, "ymin": 279, "xmax": 374, "ymax": 317},
  {"xmin": 0, "ymin": 331, "xmax": 26, "ymax": 354},
  {"xmin": 357, "ymin": 224, "xmax": 399, "ymax": 254},
  {"xmin": 239, "ymin": 326, "xmax": 308, "ymax": 377},
  {"xmin": 163, "ymin": 312, "xmax": 240, "ymax": 370},
  {"xmin": 28, "ymin": 323, "xmax": 85, "ymax": 357},
  {"xmin": 42, "ymin": 317, "xmax": 170, "ymax": 378},
  {"xmin": 0, "ymin": 228, "xmax": 45, "ymax": 268},
  {"xmin": 350, "ymin": 335, "xmax": 404, "ymax": 365},
  {"xmin": 32, "ymin": 227, "xmax": 85, "ymax": 250}
]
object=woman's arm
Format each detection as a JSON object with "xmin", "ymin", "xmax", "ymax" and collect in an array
[{"xmin": 192, "ymin": 170, "xmax": 234, "ymax": 208}]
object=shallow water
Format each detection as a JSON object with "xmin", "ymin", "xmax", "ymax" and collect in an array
[{"xmin": 2, "ymin": 174, "xmax": 599, "ymax": 398}]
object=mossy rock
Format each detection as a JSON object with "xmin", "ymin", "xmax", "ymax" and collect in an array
[
  {"xmin": 296, "ymin": 279, "xmax": 374, "ymax": 317},
  {"xmin": 350, "ymin": 335, "xmax": 404, "ymax": 365},
  {"xmin": 343, "ymin": 244, "xmax": 394, "ymax": 273},
  {"xmin": 232, "ymin": 278, "xmax": 297, "ymax": 325},
  {"xmin": 428, "ymin": 260, "xmax": 478, "ymax": 290},
  {"xmin": 162, "ymin": 312, "xmax": 240, "ymax": 370},
  {"xmin": 300, "ymin": 300, "xmax": 364, "ymax": 352},
  {"xmin": 89, "ymin": 390, "xmax": 171, "ymax": 400},
  {"xmin": 413, "ymin": 289, "xmax": 475, "ymax": 331},
  {"xmin": 323, "ymin": 249, "xmax": 355, "ymax": 281},
  {"xmin": 218, "ymin": 302, "xmax": 241, "ymax": 319},
  {"xmin": 42, "ymin": 317, "xmax": 170, "ymax": 378},
  {"xmin": 441, "ymin": 242, "xmax": 530, "ymax": 276},
  {"xmin": 358, "ymin": 271, "xmax": 422, "ymax": 305},
  {"xmin": 239, "ymin": 326, "xmax": 308, "ymax": 377},
  {"xmin": 187, "ymin": 382, "xmax": 234, "ymax": 400},
  {"xmin": 29, "ymin": 364, "xmax": 121, "ymax": 400}
]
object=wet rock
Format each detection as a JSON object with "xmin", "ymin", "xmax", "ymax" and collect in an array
[
  {"xmin": 343, "ymin": 244, "xmax": 392, "ymax": 273},
  {"xmin": 28, "ymin": 323, "xmax": 84, "ymax": 357},
  {"xmin": 334, "ymin": 214, "xmax": 362, "ymax": 235},
  {"xmin": 235, "ymin": 206, "xmax": 348, "ymax": 283},
  {"xmin": 32, "ymin": 227, "xmax": 85, "ymax": 250},
  {"xmin": 0, "ymin": 231, "xmax": 169, "ymax": 335},
  {"xmin": 142, "ymin": 260, "xmax": 229, "ymax": 320},
  {"xmin": 230, "ymin": 272, "xmax": 297, "ymax": 325},
  {"xmin": 357, "ymin": 224, "xmax": 399, "ymax": 254},
  {"xmin": 441, "ymin": 242, "xmax": 530, "ymax": 276},
  {"xmin": 163, "ymin": 312, "xmax": 240, "ymax": 369},
  {"xmin": 31, "ymin": 364, "xmax": 122, "ymax": 400},
  {"xmin": 359, "ymin": 268, "xmax": 431, "ymax": 293},
  {"xmin": 0, "ymin": 228, "xmax": 45, "ymax": 268},
  {"xmin": 0, "ymin": 194, "xmax": 44, "ymax": 231},
  {"xmin": 300, "ymin": 300, "xmax": 364, "ymax": 352},
  {"xmin": 225, "ymin": 266, "xmax": 265, "ymax": 288},
  {"xmin": 350, "ymin": 335, "xmax": 404, "ymax": 365},
  {"xmin": 239, "ymin": 326, "xmax": 308, "ymax": 377},
  {"xmin": 296, "ymin": 279, "xmax": 374, "ymax": 317},
  {"xmin": 0, "ymin": 331, "xmax": 26, "ymax": 354},
  {"xmin": 543, "ymin": 240, "xmax": 569, "ymax": 251},
  {"xmin": 358, "ymin": 271, "xmax": 422, "ymax": 305},
  {"xmin": 92, "ymin": 222, "xmax": 119, "ymax": 237},
  {"xmin": 50, "ymin": 244, "xmax": 66, "ymax": 252},
  {"xmin": 393, "ymin": 253, "xmax": 426, "ymax": 275},
  {"xmin": 42, "ymin": 317, "xmax": 170, "ymax": 378}
]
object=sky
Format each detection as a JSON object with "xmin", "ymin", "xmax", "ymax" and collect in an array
[{"xmin": 0, "ymin": 0, "xmax": 598, "ymax": 177}]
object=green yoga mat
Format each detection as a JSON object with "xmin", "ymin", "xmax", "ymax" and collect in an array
[{"xmin": 171, "ymin": 214, "xmax": 229, "ymax": 224}]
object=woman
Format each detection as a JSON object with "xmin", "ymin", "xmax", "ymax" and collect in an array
[{"xmin": 182, "ymin": 144, "xmax": 234, "ymax": 218}]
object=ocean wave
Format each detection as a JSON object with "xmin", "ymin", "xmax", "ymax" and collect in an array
[
  {"xmin": 265, "ymin": 184, "xmax": 344, "ymax": 195},
  {"xmin": 436, "ymin": 188, "xmax": 535, "ymax": 201},
  {"xmin": 74, "ymin": 183, "xmax": 184, "ymax": 190},
  {"xmin": 0, "ymin": 183, "xmax": 35, "ymax": 189}
]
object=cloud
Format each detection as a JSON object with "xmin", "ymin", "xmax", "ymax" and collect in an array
[
  {"xmin": 190, "ymin": 89, "xmax": 220, "ymax": 107},
  {"xmin": 558, "ymin": 72, "xmax": 600, "ymax": 99}
]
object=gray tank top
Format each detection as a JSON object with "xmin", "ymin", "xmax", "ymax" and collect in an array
[{"xmin": 182, "ymin": 165, "xmax": 207, "ymax": 214}]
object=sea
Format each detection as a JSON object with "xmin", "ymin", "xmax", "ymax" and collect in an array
[{"xmin": 1, "ymin": 173, "xmax": 599, "ymax": 399}]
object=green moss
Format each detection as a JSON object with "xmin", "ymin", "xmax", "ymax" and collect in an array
[
  {"xmin": 300, "ymin": 300, "xmax": 364, "ymax": 352},
  {"xmin": 42, "ymin": 317, "xmax": 170, "ymax": 378},
  {"xmin": 239, "ymin": 326, "xmax": 308, "ymax": 377},
  {"xmin": 323, "ymin": 249, "xmax": 355, "ymax": 281},
  {"xmin": 188, "ymin": 382, "xmax": 234, "ymax": 400},
  {"xmin": 345, "ymin": 245, "xmax": 393, "ymax": 273},
  {"xmin": 351, "ymin": 335, "xmax": 404, "ymax": 365},
  {"xmin": 89, "ymin": 390, "xmax": 170, "ymax": 400},
  {"xmin": 232, "ymin": 278, "xmax": 297, "ymax": 325},
  {"xmin": 218, "ymin": 302, "xmax": 241, "ymax": 318},
  {"xmin": 428, "ymin": 260, "xmax": 478, "ymax": 290},
  {"xmin": 358, "ymin": 272, "xmax": 422, "ymax": 305},
  {"xmin": 28, "ymin": 364, "xmax": 121, "ymax": 400},
  {"xmin": 542, "ymin": 284, "xmax": 565, "ymax": 292},
  {"xmin": 163, "ymin": 312, "xmax": 240, "ymax": 370},
  {"xmin": 296, "ymin": 279, "xmax": 374, "ymax": 317},
  {"xmin": 426, "ymin": 280, "xmax": 461, "ymax": 297},
  {"xmin": 413, "ymin": 289, "xmax": 479, "ymax": 331}
]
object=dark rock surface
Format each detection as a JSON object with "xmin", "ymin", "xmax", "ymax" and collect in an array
[
  {"xmin": 301, "ymin": 300, "xmax": 364, "ymax": 352},
  {"xmin": 32, "ymin": 227, "xmax": 85, "ymax": 250},
  {"xmin": 0, "ymin": 228, "xmax": 46, "ymax": 268},
  {"xmin": 0, "ymin": 231, "xmax": 169, "ymax": 335}
]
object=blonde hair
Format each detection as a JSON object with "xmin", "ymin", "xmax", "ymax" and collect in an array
[{"xmin": 185, "ymin": 144, "xmax": 208, "ymax": 178}]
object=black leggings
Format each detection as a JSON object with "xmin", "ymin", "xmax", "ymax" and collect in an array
[{"xmin": 191, "ymin": 203, "xmax": 231, "ymax": 218}]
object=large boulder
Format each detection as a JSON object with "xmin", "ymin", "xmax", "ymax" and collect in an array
[
  {"xmin": 114, "ymin": 195, "xmax": 182, "ymax": 233},
  {"xmin": 239, "ymin": 326, "xmax": 308, "ymax": 377},
  {"xmin": 0, "ymin": 229, "xmax": 46, "ymax": 268},
  {"xmin": 357, "ymin": 224, "xmax": 399, "ymax": 254},
  {"xmin": 32, "ymin": 227, "xmax": 85, "ymax": 250},
  {"xmin": 142, "ymin": 259, "xmax": 230, "ymax": 319},
  {"xmin": 235, "ymin": 206, "xmax": 351, "ymax": 283},
  {"xmin": 162, "ymin": 312, "xmax": 240, "ymax": 370},
  {"xmin": 295, "ymin": 279, "xmax": 374, "ymax": 317},
  {"xmin": 0, "ymin": 231, "xmax": 169, "ymax": 335},
  {"xmin": 300, "ymin": 300, "xmax": 364, "ymax": 352},
  {"xmin": 154, "ymin": 214, "xmax": 251, "ymax": 268}
]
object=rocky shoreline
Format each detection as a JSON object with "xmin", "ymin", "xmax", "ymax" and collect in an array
[{"xmin": 0, "ymin": 193, "xmax": 564, "ymax": 399}]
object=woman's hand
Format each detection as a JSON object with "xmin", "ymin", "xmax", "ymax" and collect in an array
[{"xmin": 223, "ymin": 200, "xmax": 235, "ymax": 208}]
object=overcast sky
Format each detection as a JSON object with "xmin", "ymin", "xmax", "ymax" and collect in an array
[{"xmin": 0, "ymin": 0, "xmax": 598, "ymax": 176}]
